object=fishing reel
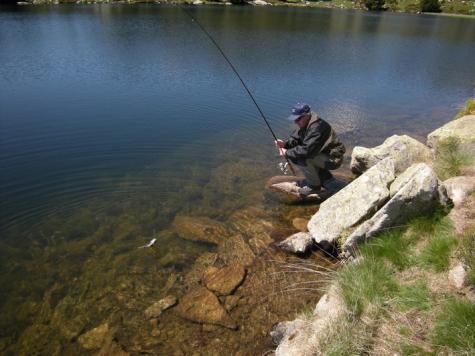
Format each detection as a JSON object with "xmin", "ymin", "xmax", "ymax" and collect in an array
[{"xmin": 278, "ymin": 161, "xmax": 290, "ymax": 175}]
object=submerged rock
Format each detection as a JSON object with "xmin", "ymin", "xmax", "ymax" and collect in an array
[
  {"xmin": 217, "ymin": 234, "xmax": 255, "ymax": 266},
  {"xmin": 292, "ymin": 218, "xmax": 308, "ymax": 232},
  {"xmin": 144, "ymin": 295, "xmax": 177, "ymax": 319},
  {"xmin": 351, "ymin": 134, "xmax": 432, "ymax": 175},
  {"xmin": 78, "ymin": 323, "xmax": 110, "ymax": 350},
  {"xmin": 343, "ymin": 163, "xmax": 449, "ymax": 254},
  {"xmin": 223, "ymin": 295, "xmax": 241, "ymax": 312},
  {"xmin": 202, "ymin": 265, "xmax": 246, "ymax": 296},
  {"xmin": 427, "ymin": 115, "xmax": 475, "ymax": 154},
  {"xmin": 172, "ymin": 215, "xmax": 228, "ymax": 244},
  {"xmin": 277, "ymin": 232, "xmax": 313, "ymax": 254},
  {"xmin": 308, "ymin": 158, "xmax": 396, "ymax": 246},
  {"xmin": 177, "ymin": 286, "xmax": 237, "ymax": 329}
]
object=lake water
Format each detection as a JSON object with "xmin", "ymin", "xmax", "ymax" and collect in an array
[{"xmin": 1, "ymin": 4, "xmax": 475, "ymax": 354}]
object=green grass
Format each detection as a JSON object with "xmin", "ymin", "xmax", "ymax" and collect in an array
[
  {"xmin": 434, "ymin": 136, "xmax": 471, "ymax": 180},
  {"xmin": 455, "ymin": 98, "xmax": 475, "ymax": 119},
  {"xmin": 431, "ymin": 298, "xmax": 475, "ymax": 354},
  {"xmin": 319, "ymin": 318, "xmax": 372, "ymax": 356},
  {"xmin": 395, "ymin": 280, "xmax": 432, "ymax": 311},
  {"xmin": 358, "ymin": 229, "xmax": 416, "ymax": 270},
  {"xmin": 336, "ymin": 256, "xmax": 399, "ymax": 317},
  {"xmin": 419, "ymin": 229, "xmax": 458, "ymax": 272},
  {"xmin": 457, "ymin": 228, "xmax": 475, "ymax": 285}
]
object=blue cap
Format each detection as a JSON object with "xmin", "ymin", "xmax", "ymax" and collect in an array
[{"xmin": 287, "ymin": 103, "xmax": 311, "ymax": 121}]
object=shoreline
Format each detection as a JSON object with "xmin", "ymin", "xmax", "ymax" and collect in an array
[
  {"xmin": 10, "ymin": 1, "xmax": 475, "ymax": 19},
  {"xmin": 273, "ymin": 98, "xmax": 475, "ymax": 355}
]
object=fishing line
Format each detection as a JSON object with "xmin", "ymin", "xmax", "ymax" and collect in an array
[{"xmin": 178, "ymin": 5, "xmax": 296, "ymax": 175}]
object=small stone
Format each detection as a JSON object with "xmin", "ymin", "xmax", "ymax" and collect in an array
[
  {"xmin": 144, "ymin": 295, "xmax": 177, "ymax": 319},
  {"xmin": 203, "ymin": 265, "xmax": 246, "ymax": 296},
  {"xmin": 449, "ymin": 263, "xmax": 468, "ymax": 289},
  {"xmin": 78, "ymin": 323, "xmax": 110, "ymax": 350},
  {"xmin": 277, "ymin": 232, "xmax": 313, "ymax": 254},
  {"xmin": 292, "ymin": 218, "xmax": 308, "ymax": 232},
  {"xmin": 151, "ymin": 329, "xmax": 161, "ymax": 337}
]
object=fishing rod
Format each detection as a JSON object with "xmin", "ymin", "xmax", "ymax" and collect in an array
[{"xmin": 178, "ymin": 5, "xmax": 296, "ymax": 176}]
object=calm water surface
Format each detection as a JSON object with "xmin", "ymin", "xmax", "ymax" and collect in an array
[{"xmin": 1, "ymin": 4, "xmax": 475, "ymax": 354}]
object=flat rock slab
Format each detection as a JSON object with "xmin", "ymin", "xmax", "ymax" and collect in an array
[
  {"xmin": 144, "ymin": 295, "xmax": 177, "ymax": 319},
  {"xmin": 277, "ymin": 232, "xmax": 313, "ymax": 254},
  {"xmin": 202, "ymin": 265, "xmax": 246, "ymax": 296},
  {"xmin": 266, "ymin": 176, "xmax": 324, "ymax": 201},
  {"xmin": 427, "ymin": 115, "xmax": 475, "ymax": 154},
  {"xmin": 308, "ymin": 158, "xmax": 396, "ymax": 245},
  {"xmin": 177, "ymin": 286, "xmax": 237, "ymax": 329},
  {"xmin": 351, "ymin": 134, "xmax": 432, "ymax": 175},
  {"xmin": 172, "ymin": 216, "xmax": 228, "ymax": 244}
]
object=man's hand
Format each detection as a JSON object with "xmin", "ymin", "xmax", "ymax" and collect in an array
[
  {"xmin": 275, "ymin": 139, "xmax": 285, "ymax": 149},
  {"xmin": 275, "ymin": 139, "xmax": 286, "ymax": 156}
]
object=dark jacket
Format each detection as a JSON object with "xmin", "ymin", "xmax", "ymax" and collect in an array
[{"xmin": 284, "ymin": 112, "xmax": 345, "ymax": 167}]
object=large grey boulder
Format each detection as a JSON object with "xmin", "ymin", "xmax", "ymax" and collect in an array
[
  {"xmin": 351, "ymin": 134, "xmax": 432, "ymax": 175},
  {"xmin": 427, "ymin": 115, "xmax": 475, "ymax": 154},
  {"xmin": 343, "ymin": 163, "xmax": 450, "ymax": 254},
  {"xmin": 274, "ymin": 284, "xmax": 347, "ymax": 356},
  {"xmin": 308, "ymin": 158, "xmax": 396, "ymax": 245},
  {"xmin": 277, "ymin": 232, "xmax": 314, "ymax": 254}
]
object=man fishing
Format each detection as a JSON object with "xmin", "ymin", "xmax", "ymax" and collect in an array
[{"xmin": 275, "ymin": 103, "xmax": 346, "ymax": 197}]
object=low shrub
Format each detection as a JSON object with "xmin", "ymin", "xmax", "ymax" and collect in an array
[
  {"xmin": 420, "ymin": 0, "xmax": 441, "ymax": 12},
  {"xmin": 363, "ymin": 0, "xmax": 386, "ymax": 11}
]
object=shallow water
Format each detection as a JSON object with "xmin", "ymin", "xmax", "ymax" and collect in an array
[{"xmin": 1, "ymin": 4, "xmax": 475, "ymax": 354}]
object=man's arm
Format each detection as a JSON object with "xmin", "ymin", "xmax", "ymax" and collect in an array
[{"xmin": 285, "ymin": 121, "xmax": 330, "ymax": 161}]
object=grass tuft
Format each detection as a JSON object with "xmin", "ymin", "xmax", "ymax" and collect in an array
[
  {"xmin": 457, "ymin": 228, "xmax": 475, "ymax": 285},
  {"xmin": 434, "ymin": 137, "xmax": 471, "ymax": 180},
  {"xmin": 419, "ymin": 229, "xmax": 458, "ymax": 272},
  {"xmin": 319, "ymin": 317, "xmax": 373, "ymax": 356},
  {"xmin": 394, "ymin": 280, "xmax": 432, "ymax": 311},
  {"xmin": 455, "ymin": 98, "xmax": 475, "ymax": 119},
  {"xmin": 336, "ymin": 256, "xmax": 398, "ymax": 317},
  {"xmin": 431, "ymin": 298, "xmax": 475, "ymax": 354},
  {"xmin": 358, "ymin": 229, "xmax": 416, "ymax": 270}
]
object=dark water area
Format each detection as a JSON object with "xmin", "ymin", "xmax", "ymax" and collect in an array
[{"xmin": 1, "ymin": 4, "xmax": 475, "ymax": 354}]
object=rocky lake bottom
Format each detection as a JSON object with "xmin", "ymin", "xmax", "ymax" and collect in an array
[{"xmin": 0, "ymin": 139, "xmax": 346, "ymax": 355}]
